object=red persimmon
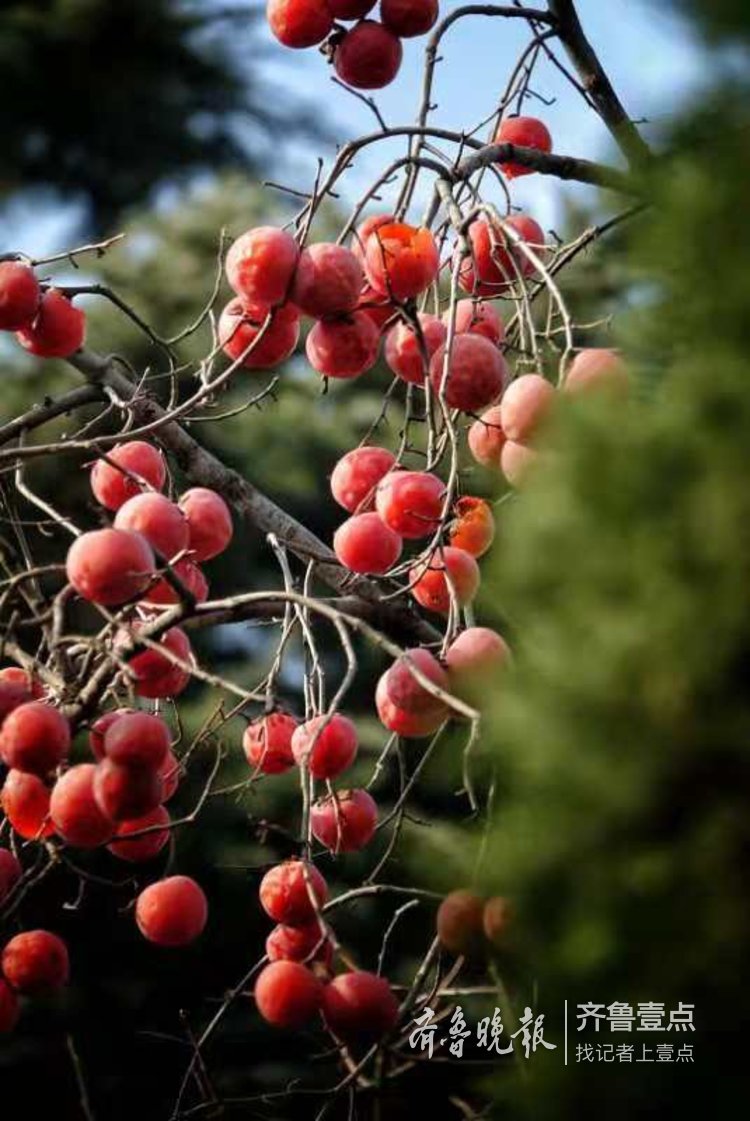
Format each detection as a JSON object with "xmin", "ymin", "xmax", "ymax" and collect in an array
[
  {"xmin": 219, "ymin": 297, "xmax": 300, "ymax": 369},
  {"xmin": 225, "ymin": 226, "xmax": 299, "ymax": 305},
  {"xmin": 0, "ymin": 702, "xmax": 70, "ymax": 776},
  {"xmin": 291, "ymin": 713, "xmax": 358, "ymax": 779},
  {"xmin": 66, "ymin": 528, "xmax": 155, "ymax": 606},
  {"xmin": 494, "ymin": 115, "xmax": 553, "ymax": 178},
  {"xmin": 136, "ymin": 876, "xmax": 208, "ymax": 946},
  {"xmin": 259, "ymin": 860, "xmax": 328, "ymax": 927},
  {"xmin": 409, "ymin": 547, "xmax": 480, "ymax": 615},
  {"xmin": 334, "ymin": 21, "xmax": 403, "ymax": 90},
  {"xmin": 16, "ymin": 289, "xmax": 85, "ymax": 358},
  {"xmin": 334, "ymin": 512, "xmax": 402, "ymax": 574},
  {"xmin": 0, "ymin": 262, "xmax": 40, "ymax": 330},
  {"xmin": 330, "ymin": 445, "xmax": 396, "ymax": 514},
  {"xmin": 255, "ymin": 960, "xmax": 324, "ymax": 1028},
  {"xmin": 243, "ymin": 712, "xmax": 298, "ymax": 775},
  {"xmin": 310, "ymin": 789, "xmax": 378, "ymax": 853},
  {"xmin": 90, "ymin": 441, "xmax": 166, "ymax": 511},
  {"xmin": 306, "ymin": 312, "xmax": 380, "ymax": 379}
]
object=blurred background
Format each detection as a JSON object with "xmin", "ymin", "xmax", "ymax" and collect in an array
[{"xmin": 2, "ymin": 0, "xmax": 750, "ymax": 1118}]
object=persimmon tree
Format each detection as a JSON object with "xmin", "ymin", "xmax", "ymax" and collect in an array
[{"xmin": 0, "ymin": 1, "xmax": 648, "ymax": 1115}]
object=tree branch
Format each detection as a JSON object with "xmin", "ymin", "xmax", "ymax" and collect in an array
[
  {"xmin": 548, "ymin": 0, "xmax": 652, "ymax": 167},
  {"xmin": 66, "ymin": 349, "xmax": 439, "ymax": 646}
]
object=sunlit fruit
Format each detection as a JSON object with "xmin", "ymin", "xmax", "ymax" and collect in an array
[
  {"xmin": 90, "ymin": 441, "xmax": 166, "ymax": 511},
  {"xmin": 322, "ymin": 970, "xmax": 398, "ymax": 1040},
  {"xmin": 16, "ymin": 289, "xmax": 85, "ymax": 358},
  {"xmin": 50, "ymin": 764, "xmax": 114, "ymax": 848},
  {"xmin": 243, "ymin": 712, "xmax": 298, "ymax": 775},
  {"xmin": 225, "ymin": 226, "xmax": 300, "ymax": 305},
  {"xmin": 375, "ymin": 470, "xmax": 444, "ymax": 540},
  {"xmin": 330, "ymin": 445, "xmax": 396, "ymax": 514},
  {"xmin": 429, "ymin": 333, "xmax": 508, "ymax": 413},
  {"xmin": 259, "ymin": 860, "xmax": 329, "ymax": 927},
  {"xmin": 66, "ymin": 528, "xmax": 155, "ymax": 606},
  {"xmin": 334, "ymin": 512, "xmax": 402, "ymax": 574},
  {"xmin": 409, "ymin": 547, "xmax": 480, "ymax": 615},
  {"xmin": 334, "ymin": 21, "xmax": 403, "ymax": 90},
  {"xmin": 364, "ymin": 222, "xmax": 439, "ymax": 301},
  {"xmin": 448, "ymin": 496, "xmax": 495, "ymax": 557},
  {"xmin": 0, "ymin": 701, "xmax": 70, "ymax": 776},
  {"xmin": 291, "ymin": 243, "xmax": 363, "ymax": 318},
  {"xmin": 291, "ymin": 713, "xmax": 358, "ymax": 779},
  {"xmin": 494, "ymin": 115, "xmax": 553, "ymax": 178},
  {"xmin": 255, "ymin": 960, "xmax": 324, "ymax": 1028},
  {"xmin": 219, "ymin": 297, "xmax": 300, "ymax": 369},
  {"xmin": 135, "ymin": 875, "xmax": 208, "ymax": 946},
  {"xmin": 310, "ymin": 788, "xmax": 378, "ymax": 853},
  {"xmin": 384, "ymin": 313, "xmax": 446, "ymax": 385},
  {"xmin": 1, "ymin": 930, "xmax": 69, "ymax": 993},
  {"xmin": 0, "ymin": 262, "xmax": 40, "ymax": 330}
]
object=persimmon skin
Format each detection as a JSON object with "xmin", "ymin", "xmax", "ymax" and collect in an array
[
  {"xmin": 93, "ymin": 759, "xmax": 164, "ymax": 822},
  {"xmin": 334, "ymin": 21, "xmax": 403, "ymax": 91},
  {"xmin": 375, "ymin": 674, "xmax": 448, "ymax": 738},
  {"xmin": 225, "ymin": 226, "xmax": 299, "ymax": 305},
  {"xmin": 409, "ymin": 547, "xmax": 480, "ymax": 615},
  {"xmin": 445, "ymin": 626, "xmax": 511, "ymax": 680},
  {"xmin": 334, "ymin": 512, "xmax": 402, "ymax": 574},
  {"xmin": 114, "ymin": 493, "xmax": 189, "ymax": 562},
  {"xmin": 103, "ymin": 712, "xmax": 170, "ymax": 770},
  {"xmin": 50, "ymin": 764, "xmax": 114, "ymax": 848},
  {"xmin": 494, "ymin": 116, "xmax": 553, "ymax": 178},
  {"xmin": 448, "ymin": 496, "xmax": 495, "ymax": 558},
  {"xmin": 266, "ymin": 921, "xmax": 333, "ymax": 966},
  {"xmin": 436, "ymin": 890, "xmax": 485, "ymax": 957},
  {"xmin": 430, "ymin": 333, "xmax": 508, "ymax": 413},
  {"xmin": 500, "ymin": 374, "xmax": 556, "ymax": 444},
  {"xmin": 178, "ymin": 487, "xmax": 233, "ymax": 562},
  {"xmin": 563, "ymin": 348, "xmax": 629, "ymax": 395},
  {"xmin": 364, "ymin": 222, "xmax": 439, "ymax": 302},
  {"xmin": 351, "ymin": 214, "xmax": 395, "ymax": 264},
  {"xmin": 501, "ymin": 439, "xmax": 537, "ymax": 488},
  {"xmin": 0, "ymin": 262, "xmax": 40, "ymax": 330},
  {"xmin": 136, "ymin": 876, "xmax": 208, "ymax": 947},
  {"xmin": 255, "ymin": 960, "xmax": 324, "ymax": 1028},
  {"xmin": 322, "ymin": 970, "xmax": 399, "ymax": 1041},
  {"xmin": 446, "ymin": 300, "xmax": 505, "ymax": 346},
  {"xmin": 90, "ymin": 441, "xmax": 166, "ymax": 512},
  {"xmin": 1, "ymin": 930, "xmax": 70, "ymax": 993},
  {"xmin": 16, "ymin": 289, "xmax": 85, "ymax": 358},
  {"xmin": 122, "ymin": 626, "xmax": 193, "ymax": 699},
  {"xmin": 108, "ymin": 805, "xmax": 171, "ymax": 863},
  {"xmin": 259, "ymin": 860, "xmax": 329, "ymax": 927},
  {"xmin": 310, "ymin": 789, "xmax": 378, "ymax": 853},
  {"xmin": 375, "ymin": 470, "xmax": 444, "ymax": 540},
  {"xmin": 483, "ymin": 896, "xmax": 514, "ymax": 947},
  {"xmin": 291, "ymin": 243, "xmax": 363, "ymax": 318},
  {"xmin": 267, "ymin": 0, "xmax": 334, "ymax": 47},
  {"xmin": 330, "ymin": 446, "xmax": 396, "ymax": 514},
  {"xmin": 243, "ymin": 712, "xmax": 299, "ymax": 774},
  {"xmin": 1, "ymin": 770, "xmax": 54, "ymax": 840},
  {"xmin": 467, "ymin": 405, "xmax": 506, "ymax": 468},
  {"xmin": 291, "ymin": 713, "xmax": 358, "ymax": 779},
  {"xmin": 219, "ymin": 297, "xmax": 300, "ymax": 369},
  {"xmin": 384, "ymin": 313, "xmax": 446, "ymax": 385},
  {"xmin": 384, "ymin": 648, "xmax": 449, "ymax": 715},
  {"xmin": 306, "ymin": 312, "xmax": 380, "ymax": 379},
  {"xmin": 66, "ymin": 528, "xmax": 155, "ymax": 607},
  {"xmin": 458, "ymin": 214, "xmax": 545, "ymax": 296},
  {"xmin": 381, "ymin": 0, "xmax": 438, "ymax": 37},
  {"xmin": 0, "ymin": 701, "xmax": 70, "ymax": 776},
  {"xmin": 0, "ymin": 666, "xmax": 43, "ymax": 722},
  {"xmin": 141, "ymin": 558, "xmax": 209, "ymax": 609}
]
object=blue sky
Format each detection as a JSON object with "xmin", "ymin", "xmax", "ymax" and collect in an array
[
  {"xmin": 10, "ymin": 1, "xmax": 707, "ymax": 257},
  {"xmin": 258, "ymin": 0, "xmax": 707, "ymax": 227}
]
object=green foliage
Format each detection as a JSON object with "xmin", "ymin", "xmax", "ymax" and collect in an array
[
  {"xmin": 438, "ymin": 52, "xmax": 750, "ymax": 1121},
  {"xmin": 0, "ymin": 1, "xmax": 323, "ymax": 231}
]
